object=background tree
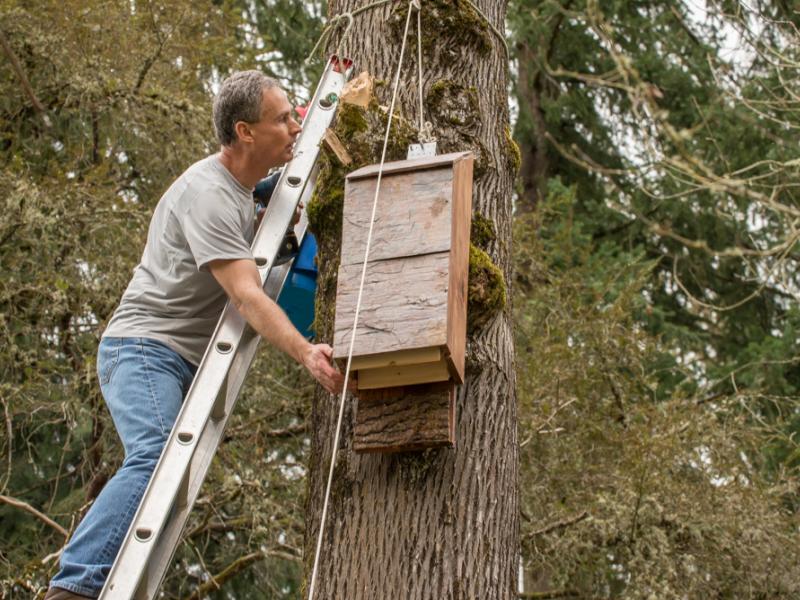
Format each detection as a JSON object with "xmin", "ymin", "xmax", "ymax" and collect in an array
[
  {"xmin": 510, "ymin": 0, "xmax": 800, "ymax": 596},
  {"xmin": 510, "ymin": 0, "xmax": 799, "ymax": 411},
  {"xmin": 302, "ymin": 0, "xmax": 519, "ymax": 597}
]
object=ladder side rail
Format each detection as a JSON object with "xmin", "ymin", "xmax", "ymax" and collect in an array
[
  {"xmin": 102, "ymin": 312, "xmax": 246, "ymax": 598},
  {"xmin": 99, "ymin": 57, "xmax": 350, "ymax": 600}
]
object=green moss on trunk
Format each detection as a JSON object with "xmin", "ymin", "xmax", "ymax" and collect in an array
[
  {"xmin": 390, "ymin": 0, "xmax": 492, "ymax": 55},
  {"xmin": 504, "ymin": 125, "xmax": 521, "ymax": 174},
  {"xmin": 467, "ymin": 244, "xmax": 506, "ymax": 333},
  {"xmin": 427, "ymin": 80, "xmax": 479, "ymax": 128},
  {"xmin": 470, "ymin": 212, "xmax": 497, "ymax": 250}
]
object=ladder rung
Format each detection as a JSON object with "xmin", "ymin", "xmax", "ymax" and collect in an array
[
  {"xmin": 176, "ymin": 465, "xmax": 190, "ymax": 509},
  {"xmin": 210, "ymin": 374, "xmax": 227, "ymax": 421}
]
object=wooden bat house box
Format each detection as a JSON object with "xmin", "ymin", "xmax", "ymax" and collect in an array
[{"xmin": 333, "ymin": 151, "xmax": 474, "ymax": 452}]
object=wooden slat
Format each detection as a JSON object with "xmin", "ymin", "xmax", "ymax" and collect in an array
[
  {"xmin": 345, "ymin": 346, "xmax": 441, "ymax": 371},
  {"xmin": 353, "ymin": 382, "xmax": 455, "ymax": 453},
  {"xmin": 445, "ymin": 155, "xmax": 474, "ymax": 384},
  {"xmin": 340, "ymin": 166, "xmax": 454, "ymax": 265},
  {"xmin": 333, "ymin": 252, "xmax": 449, "ymax": 359},
  {"xmin": 346, "ymin": 151, "xmax": 472, "ymax": 181},
  {"xmin": 323, "ymin": 129, "xmax": 352, "ymax": 165},
  {"xmin": 356, "ymin": 359, "xmax": 450, "ymax": 390}
]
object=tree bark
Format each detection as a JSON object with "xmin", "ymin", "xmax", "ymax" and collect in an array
[
  {"xmin": 305, "ymin": 1, "xmax": 519, "ymax": 599},
  {"xmin": 515, "ymin": 41, "xmax": 549, "ymax": 214}
]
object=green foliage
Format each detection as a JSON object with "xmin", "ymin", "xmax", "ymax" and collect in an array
[
  {"xmin": 0, "ymin": 1, "xmax": 322, "ymax": 596},
  {"xmin": 509, "ymin": 0, "xmax": 800, "ymax": 475},
  {"xmin": 514, "ymin": 185, "xmax": 800, "ymax": 597},
  {"xmin": 237, "ymin": 0, "xmax": 326, "ymax": 103}
]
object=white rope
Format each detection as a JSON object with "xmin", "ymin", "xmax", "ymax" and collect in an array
[
  {"xmin": 416, "ymin": 0, "xmax": 424, "ymax": 136},
  {"xmin": 306, "ymin": 2, "xmax": 418, "ymax": 598},
  {"xmin": 413, "ymin": 0, "xmax": 436, "ymax": 144}
]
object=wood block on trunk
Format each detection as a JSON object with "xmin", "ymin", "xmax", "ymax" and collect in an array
[{"xmin": 353, "ymin": 381, "xmax": 455, "ymax": 453}]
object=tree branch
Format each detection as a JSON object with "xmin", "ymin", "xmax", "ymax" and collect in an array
[
  {"xmin": 182, "ymin": 548, "xmax": 300, "ymax": 600},
  {"xmin": 0, "ymin": 29, "xmax": 50, "ymax": 124},
  {"xmin": 0, "ymin": 494, "xmax": 68, "ymax": 538},
  {"xmin": 529, "ymin": 511, "xmax": 589, "ymax": 537}
]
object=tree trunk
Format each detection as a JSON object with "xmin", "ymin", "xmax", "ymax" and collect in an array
[
  {"xmin": 515, "ymin": 41, "xmax": 549, "ymax": 214},
  {"xmin": 305, "ymin": 1, "xmax": 518, "ymax": 598}
]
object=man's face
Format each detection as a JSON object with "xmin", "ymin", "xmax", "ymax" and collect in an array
[{"xmin": 245, "ymin": 86, "xmax": 302, "ymax": 170}]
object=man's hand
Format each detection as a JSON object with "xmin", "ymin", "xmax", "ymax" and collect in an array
[
  {"xmin": 209, "ymin": 258, "xmax": 354, "ymax": 395},
  {"xmin": 302, "ymin": 343, "xmax": 348, "ymax": 394}
]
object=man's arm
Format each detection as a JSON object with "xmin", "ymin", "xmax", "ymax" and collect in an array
[{"xmin": 208, "ymin": 258, "xmax": 345, "ymax": 394}]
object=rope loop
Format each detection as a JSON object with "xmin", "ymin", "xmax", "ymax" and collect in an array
[
  {"xmin": 418, "ymin": 121, "xmax": 435, "ymax": 143},
  {"xmin": 305, "ymin": 0, "xmax": 508, "ymax": 65},
  {"xmin": 465, "ymin": 0, "xmax": 510, "ymax": 59},
  {"xmin": 305, "ymin": 0, "xmax": 391, "ymax": 64}
]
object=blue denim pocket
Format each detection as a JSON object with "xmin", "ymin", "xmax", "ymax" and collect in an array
[{"xmin": 98, "ymin": 338, "xmax": 123, "ymax": 385}]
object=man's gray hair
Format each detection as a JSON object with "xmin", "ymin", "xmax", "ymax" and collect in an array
[{"xmin": 213, "ymin": 71, "xmax": 279, "ymax": 146}]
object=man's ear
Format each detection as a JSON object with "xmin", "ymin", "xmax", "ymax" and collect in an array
[{"xmin": 234, "ymin": 121, "xmax": 254, "ymax": 144}]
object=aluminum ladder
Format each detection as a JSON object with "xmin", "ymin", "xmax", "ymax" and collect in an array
[{"xmin": 99, "ymin": 56, "xmax": 353, "ymax": 600}]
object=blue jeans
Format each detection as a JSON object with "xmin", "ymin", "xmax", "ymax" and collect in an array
[{"xmin": 50, "ymin": 337, "xmax": 197, "ymax": 597}]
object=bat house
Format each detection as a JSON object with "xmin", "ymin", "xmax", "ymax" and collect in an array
[{"xmin": 333, "ymin": 151, "xmax": 474, "ymax": 452}]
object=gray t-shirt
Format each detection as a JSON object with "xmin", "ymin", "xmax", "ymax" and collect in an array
[{"xmin": 104, "ymin": 154, "xmax": 255, "ymax": 365}]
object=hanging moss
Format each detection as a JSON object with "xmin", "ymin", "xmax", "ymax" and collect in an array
[
  {"xmin": 467, "ymin": 244, "xmax": 506, "ymax": 334},
  {"xmin": 504, "ymin": 125, "xmax": 521, "ymax": 175},
  {"xmin": 306, "ymin": 153, "xmax": 346, "ymax": 243},
  {"xmin": 470, "ymin": 212, "xmax": 497, "ymax": 250},
  {"xmin": 335, "ymin": 102, "xmax": 369, "ymax": 138}
]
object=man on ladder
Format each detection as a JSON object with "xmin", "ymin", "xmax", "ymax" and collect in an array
[{"xmin": 44, "ymin": 70, "xmax": 346, "ymax": 600}]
